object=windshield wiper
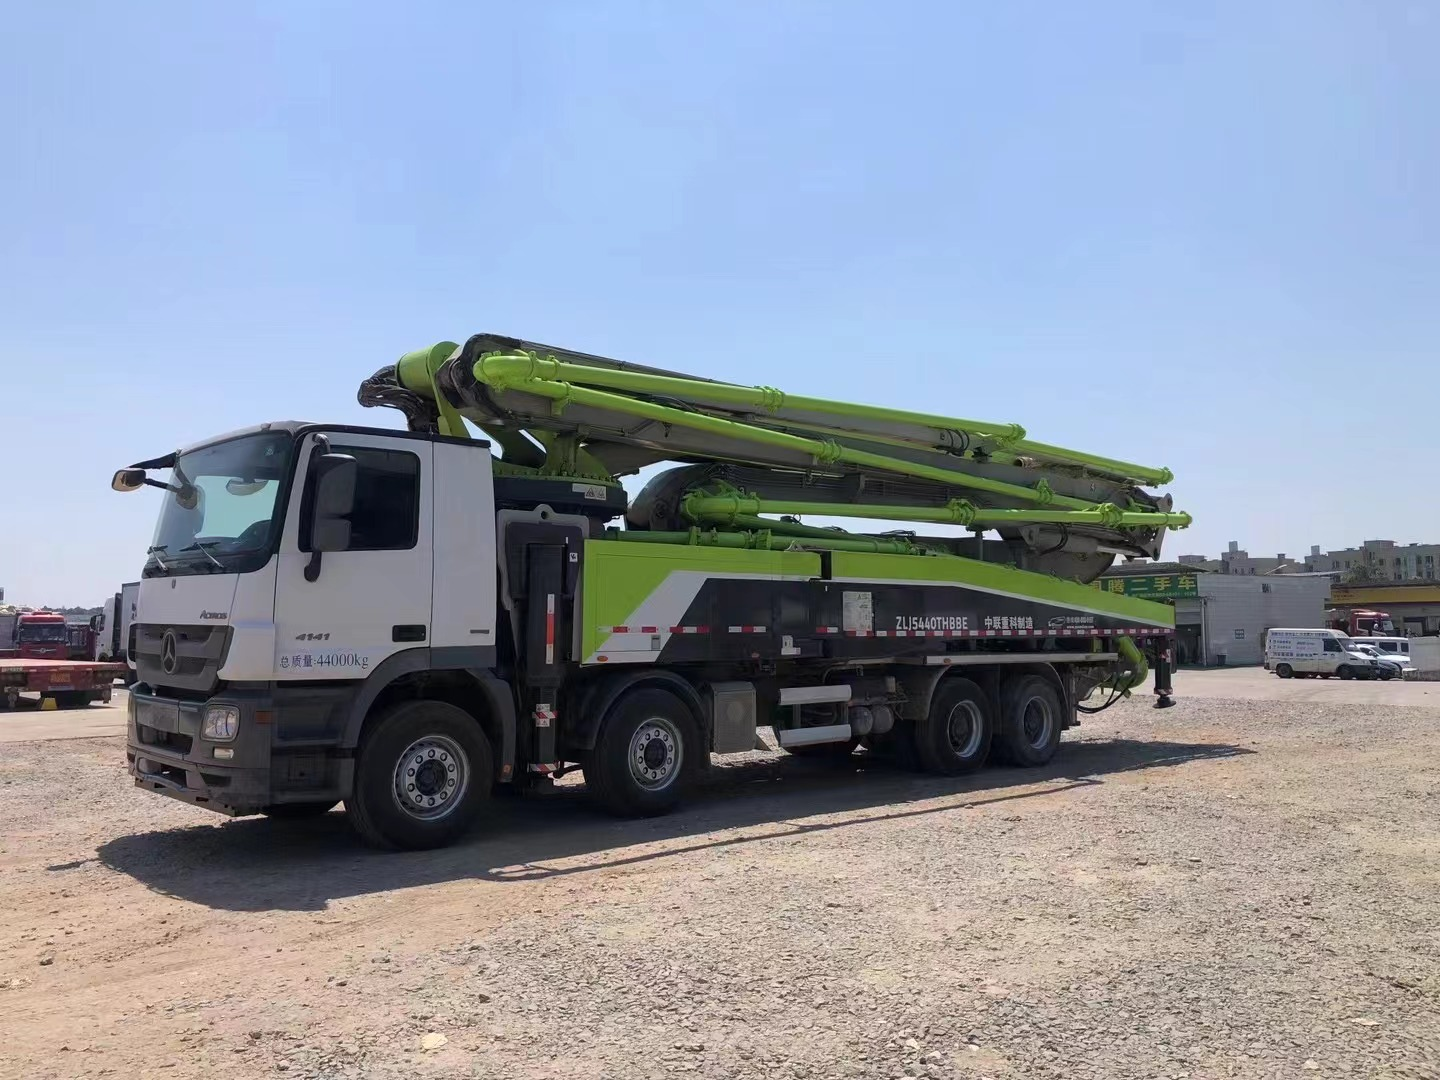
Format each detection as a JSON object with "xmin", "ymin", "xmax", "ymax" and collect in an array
[
  {"xmin": 146, "ymin": 544, "xmax": 170, "ymax": 571},
  {"xmin": 179, "ymin": 540, "xmax": 225, "ymax": 571}
]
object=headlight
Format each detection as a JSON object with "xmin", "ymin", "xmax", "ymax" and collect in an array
[{"xmin": 202, "ymin": 705, "xmax": 240, "ymax": 741}]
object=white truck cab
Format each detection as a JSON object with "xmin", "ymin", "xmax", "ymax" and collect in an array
[{"xmin": 1264, "ymin": 628, "xmax": 1381, "ymax": 680}]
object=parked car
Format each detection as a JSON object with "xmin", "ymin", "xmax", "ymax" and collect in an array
[
  {"xmin": 1350, "ymin": 644, "xmax": 1403, "ymax": 680},
  {"xmin": 1264, "ymin": 628, "xmax": 1382, "ymax": 680},
  {"xmin": 1349, "ymin": 636, "xmax": 1417, "ymax": 678}
]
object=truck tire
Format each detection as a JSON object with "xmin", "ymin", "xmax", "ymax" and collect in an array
[
  {"xmin": 1337, "ymin": 665, "xmax": 1353, "ymax": 681},
  {"xmin": 992, "ymin": 675, "xmax": 1063, "ymax": 768},
  {"xmin": 1275, "ymin": 663, "xmax": 1293, "ymax": 679},
  {"xmin": 347, "ymin": 700, "xmax": 493, "ymax": 851},
  {"xmin": 585, "ymin": 687, "xmax": 699, "ymax": 817},
  {"xmin": 914, "ymin": 678, "xmax": 992, "ymax": 776},
  {"xmin": 261, "ymin": 801, "xmax": 338, "ymax": 820}
]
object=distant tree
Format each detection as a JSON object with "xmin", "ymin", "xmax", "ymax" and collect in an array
[{"xmin": 1342, "ymin": 565, "xmax": 1380, "ymax": 585}]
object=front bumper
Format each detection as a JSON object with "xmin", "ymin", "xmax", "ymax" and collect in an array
[{"xmin": 126, "ymin": 687, "xmax": 350, "ymax": 815}]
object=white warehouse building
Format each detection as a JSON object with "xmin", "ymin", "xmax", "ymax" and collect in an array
[{"xmin": 1097, "ymin": 565, "xmax": 1331, "ymax": 667}]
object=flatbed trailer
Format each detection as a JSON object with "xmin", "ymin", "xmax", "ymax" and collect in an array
[{"xmin": 0, "ymin": 658, "xmax": 127, "ymax": 709}]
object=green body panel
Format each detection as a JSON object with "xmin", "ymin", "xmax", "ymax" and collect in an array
[
  {"xmin": 581, "ymin": 538, "xmax": 1174, "ymax": 662},
  {"xmin": 825, "ymin": 552, "xmax": 1176, "ymax": 628},
  {"xmin": 580, "ymin": 539, "xmax": 821, "ymax": 658}
]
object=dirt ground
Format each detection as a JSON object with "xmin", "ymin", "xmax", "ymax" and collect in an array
[{"xmin": 2, "ymin": 674, "xmax": 1439, "ymax": 1079}]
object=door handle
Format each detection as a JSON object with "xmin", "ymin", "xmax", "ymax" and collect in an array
[{"xmin": 392, "ymin": 625, "xmax": 427, "ymax": 643}]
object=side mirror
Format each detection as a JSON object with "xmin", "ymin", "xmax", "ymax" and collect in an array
[
  {"xmin": 304, "ymin": 451, "xmax": 357, "ymax": 581},
  {"xmin": 112, "ymin": 468, "xmax": 146, "ymax": 493}
]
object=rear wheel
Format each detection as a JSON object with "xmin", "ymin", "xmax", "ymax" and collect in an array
[
  {"xmin": 586, "ymin": 688, "xmax": 699, "ymax": 817},
  {"xmin": 914, "ymin": 678, "xmax": 993, "ymax": 776},
  {"xmin": 348, "ymin": 700, "xmax": 492, "ymax": 850},
  {"xmin": 1275, "ymin": 663, "xmax": 1293, "ymax": 679},
  {"xmin": 993, "ymin": 675, "xmax": 1063, "ymax": 767}
]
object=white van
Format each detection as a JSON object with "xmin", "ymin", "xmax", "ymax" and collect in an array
[
  {"xmin": 1264, "ymin": 628, "xmax": 1382, "ymax": 680},
  {"xmin": 1349, "ymin": 636, "xmax": 1417, "ymax": 677}
]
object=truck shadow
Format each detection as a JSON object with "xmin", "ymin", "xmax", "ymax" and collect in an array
[{"xmin": 95, "ymin": 737, "xmax": 1252, "ymax": 912}]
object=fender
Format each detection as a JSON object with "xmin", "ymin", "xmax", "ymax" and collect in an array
[
  {"xmin": 339, "ymin": 646, "xmax": 516, "ymax": 778},
  {"xmin": 564, "ymin": 668, "xmax": 707, "ymax": 753}
]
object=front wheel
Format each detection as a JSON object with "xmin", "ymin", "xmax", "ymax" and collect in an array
[
  {"xmin": 585, "ymin": 688, "xmax": 699, "ymax": 817},
  {"xmin": 1337, "ymin": 666, "xmax": 1353, "ymax": 681},
  {"xmin": 915, "ymin": 678, "xmax": 993, "ymax": 776},
  {"xmin": 348, "ymin": 700, "xmax": 492, "ymax": 850},
  {"xmin": 1275, "ymin": 663, "xmax": 1293, "ymax": 679}
]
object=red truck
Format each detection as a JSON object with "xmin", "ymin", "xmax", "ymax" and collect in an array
[
  {"xmin": 1326, "ymin": 607, "xmax": 1396, "ymax": 636},
  {"xmin": 0, "ymin": 610, "xmax": 126, "ymax": 709}
]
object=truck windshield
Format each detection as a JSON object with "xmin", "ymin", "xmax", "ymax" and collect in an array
[
  {"xmin": 146, "ymin": 432, "xmax": 294, "ymax": 577},
  {"xmin": 18, "ymin": 624, "xmax": 69, "ymax": 643}
]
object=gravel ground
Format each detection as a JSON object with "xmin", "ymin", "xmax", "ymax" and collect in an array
[{"xmin": 2, "ymin": 692, "xmax": 1439, "ymax": 1079}]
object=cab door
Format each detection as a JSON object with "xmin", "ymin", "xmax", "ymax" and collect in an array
[{"xmin": 273, "ymin": 431, "xmax": 434, "ymax": 681}]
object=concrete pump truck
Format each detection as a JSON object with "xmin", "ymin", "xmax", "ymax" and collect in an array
[{"xmin": 113, "ymin": 333, "xmax": 1189, "ymax": 850}]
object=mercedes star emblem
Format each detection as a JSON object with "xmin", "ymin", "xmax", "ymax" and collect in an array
[{"xmin": 160, "ymin": 630, "xmax": 178, "ymax": 675}]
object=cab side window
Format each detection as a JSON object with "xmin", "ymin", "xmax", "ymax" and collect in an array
[
  {"xmin": 1322, "ymin": 638, "xmax": 1342, "ymax": 653},
  {"xmin": 300, "ymin": 445, "xmax": 421, "ymax": 552}
]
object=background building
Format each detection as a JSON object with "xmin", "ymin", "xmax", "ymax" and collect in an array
[
  {"xmin": 1174, "ymin": 539, "xmax": 1440, "ymax": 582},
  {"xmin": 1100, "ymin": 564, "xmax": 1330, "ymax": 666},
  {"xmin": 1303, "ymin": 540, "xmax": 1440, "ymax": 582}
]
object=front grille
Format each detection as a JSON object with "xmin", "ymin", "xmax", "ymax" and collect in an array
[
  {"xmin": 137, "ymin": 724, "xmax": 193, "ymax": 755},
  {"xmin": 134, "ymin": 624, "xmax": 232, "ymax": 694}
]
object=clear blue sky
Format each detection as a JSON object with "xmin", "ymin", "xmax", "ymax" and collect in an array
[{"xmin": 3, "ymin": 2, "xmax": 1436, "ymax": 605}]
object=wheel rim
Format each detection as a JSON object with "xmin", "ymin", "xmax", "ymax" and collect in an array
[
  {"xmin": 1019, "ymin": 695, "xmax": 1055, "ymax": 750},
  {"xmin": 945, "ymin": 700, "xmax": 984, "ymax": 758},
  {"xmin": 391, "ymin": 734, "xmax": 469, "ymax": 821},
  {"xmin": 629, "ymin": 717, "xmax": 682, "ymax": 791}
]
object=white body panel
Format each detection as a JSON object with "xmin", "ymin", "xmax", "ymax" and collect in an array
[
  {"xmin": 221, "ymin": 560, "xmax": 281, "ymax": 680},
  {"xmin": 119, "ymin": 581, "xmax": 139, "ymax": 671},
  {"xmin": 430, "ymin": 441, "xmax": 498, "ymax": 650},
  {"xmin": 272, "ymin": 432, "xmax": 435, "ymax": 680},
  {"xmin": 94, "ymin": 596, "xmax": 119, "ymax": 660},
  {"xmin": 1264, "ymin": 628, "xmax": 1377, "ymax": 676}
]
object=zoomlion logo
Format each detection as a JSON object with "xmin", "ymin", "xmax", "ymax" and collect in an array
[{"xmin": 199, "ymin": 610, "xmax": 229, "ymax": 621}]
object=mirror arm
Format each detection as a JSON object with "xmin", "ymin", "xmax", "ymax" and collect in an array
[
  {"xmin": 141, "ymin": 478, "xmax": 182, "ymax": 495},
  {"xmin": 304, "ymin": 435, "xmax": 333, "ymax": 582}
]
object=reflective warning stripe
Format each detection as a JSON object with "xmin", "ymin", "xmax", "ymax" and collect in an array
[{"xmin": 812, "ymin": 626, "xmax": 1170, "ymax": 638}]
